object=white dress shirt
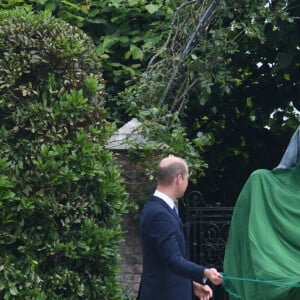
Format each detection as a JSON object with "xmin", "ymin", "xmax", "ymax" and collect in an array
[{"xmin": 153, "ymin": 190, "xmax": 175, "ymax": 210}]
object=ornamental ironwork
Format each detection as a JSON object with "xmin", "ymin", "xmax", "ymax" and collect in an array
[{"xmin": 183, "ymin": 190, "xmax": 234, "ymax": 300}]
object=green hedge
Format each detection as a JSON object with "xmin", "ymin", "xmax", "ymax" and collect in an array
[{"xmin": 0, "ymin": 8, "xmax": 127, "ymax": 299}]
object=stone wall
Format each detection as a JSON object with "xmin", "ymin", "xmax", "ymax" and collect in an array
[
  {"xmin": 114, "ymin": 152, "xmax": 156, "ymax": 298},
  {"xmin": 118, "ymin": 214, "xmax": 143, "ymax": 298}
]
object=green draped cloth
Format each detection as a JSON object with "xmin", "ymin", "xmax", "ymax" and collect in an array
[{"xmin": 223, "ymin": 162, "xmax": 300, "ymax": 300}]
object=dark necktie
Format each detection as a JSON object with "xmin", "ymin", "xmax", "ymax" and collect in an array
[
  {"xmin": 173, "ymin": 204, "xmax": 179, "ymax": 216},
  {"xmin": 173, "ymin": 205, "xmax": 184, "ymax": 236},
  {"xmin": 173, "ymin": 205, "xmax": 179, "ymax": 216}
]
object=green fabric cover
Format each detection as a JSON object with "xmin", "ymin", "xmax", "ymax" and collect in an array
[{"xmin": 224, "ymin": 162, "xmax": 300, "ymax": 300}]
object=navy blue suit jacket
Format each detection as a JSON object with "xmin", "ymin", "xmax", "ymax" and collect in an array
[{"xmin": 139, "ymin": 195, "xmax": 205, "ymax": 300}]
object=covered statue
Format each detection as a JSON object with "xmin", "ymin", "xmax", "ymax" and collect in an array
[{"xmin": 223, "ymin": 127, "xmax": 300, "ymax": 299}]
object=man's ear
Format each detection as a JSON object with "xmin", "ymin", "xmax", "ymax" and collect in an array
[{"xmin": 175, "ymin": 174, "xmax": 182, "ymax": 184}]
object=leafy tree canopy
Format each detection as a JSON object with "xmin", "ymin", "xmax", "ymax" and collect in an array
[{"xmin": 116, "ymin": 0, "xmax": 300, "ymax": 203}]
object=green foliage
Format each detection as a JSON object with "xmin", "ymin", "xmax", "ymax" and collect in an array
[
  {"xmin": 116, "ymin": 0, "xmax": 300, "ymax": 204},
  {"xmin": 114, "ymin": 0, "xmax": 232, "ymax": 178},
  {"xmin": 118, "ymin": 0, "xmax": 292, "ymax": 113},
  {"xmin": 185, "ymin": 0, "xmax": 300, "ymax": 203},
  {"xmin": 0, "ymin": 8, "xmax": 127, "ymax": 299},
  {"xmin": 125, "ymin": 110, "xmax": 209, "ymax": 183},
  {"xmin": 0, "ymin": 0, "xmax": 178, "ymax": 99},
  {"xmin": 4, "ymin": 0, "xmax": 300, "ymax": 210}
]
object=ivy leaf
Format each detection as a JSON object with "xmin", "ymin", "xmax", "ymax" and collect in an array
[
  {"xmin": 128, "ymin": 44, "xmax": 144, "ymax": 60},
  {"xmin": 145, "ymin": 4, "xmax": 160, "ymax": 15},
  {"xmin": 9, "ymin": 286, "xmax": 18, "ymax": 296}
]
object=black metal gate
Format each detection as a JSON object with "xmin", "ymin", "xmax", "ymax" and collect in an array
[{"xmin": 183, "ymin": 191, "xmax": 234, "ymax": 300}]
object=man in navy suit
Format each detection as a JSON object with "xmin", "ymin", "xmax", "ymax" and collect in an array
[{"xmin": 139, "ymin": 155, "xmax": 223, "ymax": 300}]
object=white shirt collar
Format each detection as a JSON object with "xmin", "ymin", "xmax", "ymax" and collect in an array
[{"xmin": 153, "ymin": 190, "xmax": 175, "ymax": 210}]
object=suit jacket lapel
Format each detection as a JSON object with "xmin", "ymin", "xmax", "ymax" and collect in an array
[
  {"xmin": 152, "ymin": 196, "xmax": 177, "ymax": 218},
  {"xmin": 152, "ymin": 195, "xmax": 187, "ymax": 257},
  {"xmin": 152, "ymin": 196, "xmax": 184, "ymax": 233}
]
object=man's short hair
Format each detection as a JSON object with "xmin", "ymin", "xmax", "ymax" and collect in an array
[{"xmin": 157, "ymin": 161, "xmax": 187, "ymax": 185}]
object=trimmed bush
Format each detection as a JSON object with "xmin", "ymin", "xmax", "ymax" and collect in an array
[{"xmin": 0, "ymin": 8, "xmax": 127, "ymax": 299}]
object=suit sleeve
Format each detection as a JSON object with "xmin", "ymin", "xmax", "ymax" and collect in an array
[{"xmin": 148, "ymin": 211, "xmax": 205, "ymax": 282}]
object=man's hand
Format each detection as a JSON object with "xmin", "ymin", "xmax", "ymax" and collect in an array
[
  {"xmin": 193, "ymin": 281, "xmax": 212, "ymax": 300},
  {"xmin": 203, "ymin": 268, "xmax": 223, "ymax": 285}
]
